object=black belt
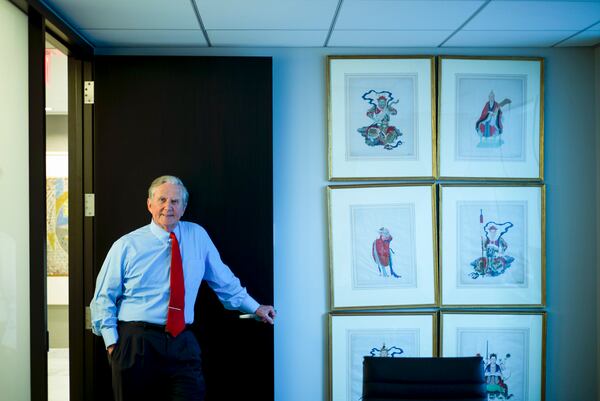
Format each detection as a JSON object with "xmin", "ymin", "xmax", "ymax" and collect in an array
[{"xmin": 118, "ymin": 321, "xmax": 192, "ymax": 332}]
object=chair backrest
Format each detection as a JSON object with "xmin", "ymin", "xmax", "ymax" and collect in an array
[{"xmin": 362, "ymin": 356, "xmax": 487, "ymax": 401}]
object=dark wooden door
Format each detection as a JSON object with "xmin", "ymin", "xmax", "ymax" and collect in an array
[{"xmin": 89, "ymin": 56, "xmax": 273, "ymax": 401}]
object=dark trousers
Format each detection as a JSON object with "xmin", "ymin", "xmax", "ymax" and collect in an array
[{"xmin": 110, "ymin": 321, "xmax": 206, "ymax": 401}]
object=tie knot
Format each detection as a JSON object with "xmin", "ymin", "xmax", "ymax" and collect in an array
[{"xmin": 170, "ymin": 232, "xmax": 177, "ymax": 241}]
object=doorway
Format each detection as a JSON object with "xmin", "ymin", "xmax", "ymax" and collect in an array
[
  {"xmin": 45, "ymin": 38, "xmax": 70, "ymax": 401},
  {"xmin": 91, "ymin": 56, "xmax": 274, "ymax": 400}
]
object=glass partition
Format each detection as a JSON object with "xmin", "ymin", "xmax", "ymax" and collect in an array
[{"xmin": 0, "ymin": 1, "xmax": 31, "ymax": 400}]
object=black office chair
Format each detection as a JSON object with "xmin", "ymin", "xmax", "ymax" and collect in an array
[{"xmin": 362, "ymin": 356, "xmax": 487, "ymax": 401}]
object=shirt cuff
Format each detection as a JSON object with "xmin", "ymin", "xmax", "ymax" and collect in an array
[
  {"xmin": 240, "ymin": 295, "xmax": 261, "ymax": 314},
  {"xmin": 101, "ymin": 327, "xmax": 119, "ymax": 349}
]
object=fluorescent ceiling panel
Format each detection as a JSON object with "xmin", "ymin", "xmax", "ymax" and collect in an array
[
  {"xmin": 335, "ymin": 0, "xmax": 485, "ymax": 30},
  {"xmin": 444, "ymin": 29, "xmax": 578, "ymax": 47},
  {"xmin": 195, "ymin": 0, "xmax": 339, "ymax": 29},
  {"xmin": 45, "ymin": 0, "xmax": 199, "ymax": 30},
  {"xmin": 465, "ymin": 1, "xmax": 600, "ymax": 30},
  {"xmin": 329, "ymin": 30, "xmax": 454, "ymax": 47},
  {"xmin": 82, "ymin": 29, "xmax": 207, "ymax": 47},
  {"xmin": 207, "ymin": 30, "xmax": 327, "ymax": 47}
]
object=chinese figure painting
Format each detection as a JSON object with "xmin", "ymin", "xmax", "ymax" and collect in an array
[
  {"xmin": 328, "ymin": 56, "xmax": 434, "ymax": 179},
  {"xmin": 348, "ymin": 78, "xmax": 416, "ymax": 158},
  {"xmin": 457, "ymin": 202, "xmax": 526, "ymax": 287},
  {"xmin": 351, "ymin": 204, "xmax": 417, "ymax": 289},
  {"xmin": 331, "ymin": 313, "xmax": 435, "ymax": 401},
  {"xmin": 442, "ymin": 313, "xmax": 545, "ymax": 401},
  {"xmin": 329, "ymin": 185, "xmax": 436, "ymax": 308},
  {"xmin": 456, "ymin": 75, "xmax": 526, "ymax": 161},
  {"xmin": 441, "ymin": 185, "xmax": 544, "ymax": 306},
  {"xmin": 439, "ymin": 57, "xmax": 542, "ymax": 179}
]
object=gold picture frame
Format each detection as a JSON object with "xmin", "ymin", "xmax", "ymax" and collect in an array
[
  {"xmin": 439, "ymin": 183, "xmax": 546, "ymax": 307},
  {"xmin": 329, "ymin": 312, "xmax": 438, "ymax": 401},
  {"xmin": 327, "ymin": 55, "xmax": 436, "ymax": 180},
  {"xmin": 441, "ymin": 311, "xmax": 546, "ymax": 401},
  {"xmin": 438, "ymin": 56, "xmax": 544, "ymax": 181},
  {"xmin": 328, "ymin": 184, "xmax": 438, "ymax": 310}
]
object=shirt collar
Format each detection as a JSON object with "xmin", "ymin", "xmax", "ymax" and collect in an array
[{"xmin": 150, "ymin": 219, "xmax": 180, "ymax": 243}]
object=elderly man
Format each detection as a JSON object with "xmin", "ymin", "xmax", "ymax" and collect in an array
[{"xmin": 90, "ymin": 175, "xmax": 276, "ymax": 401}]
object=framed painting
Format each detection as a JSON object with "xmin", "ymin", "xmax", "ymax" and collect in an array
[
  {"xmin": 438, "ymin": 56, "xmax": 543, "ymax": 180},
  {"xmin": 328, "ymin": 184, "xmax": 437, "ymax": 309},
  {"xmin": 46, "ymin": 176, "xmax": 69, "ymax": 276},
  {"xmin": 328, "ymin": 56, "xmax": 435, "ymax": 180},
  {"xmin": 330, "ymin": 312, "xmax": 436, "ymax": 401},
  {"xmin": 440, "ymin": 184, "xmax": 545, "ymax": 306},
  {"xmin": 441, "ymin": 312, "xmax": 546, "ymax": 401}
]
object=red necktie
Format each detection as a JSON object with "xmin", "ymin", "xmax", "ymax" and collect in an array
[{"xmin": 166, "ymin": 232, "xmax": 185, "ymax": 337}]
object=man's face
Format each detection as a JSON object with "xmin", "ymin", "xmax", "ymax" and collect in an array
[{"xmin": 147, "ymin": 182, "xmax": 186, "ymax": 232}]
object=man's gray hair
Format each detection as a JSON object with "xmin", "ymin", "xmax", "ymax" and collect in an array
[{"xmin": 148, "ymin": 175, "xmax": 189, "ymax": 206}]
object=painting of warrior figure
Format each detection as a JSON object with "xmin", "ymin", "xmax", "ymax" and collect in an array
[
  {"xmin": 351, "ymin": 85, "xmax": 415, "ymax": 156},
  {"xmin": 458, "ymin": 203, "xmax": 525, "ymax": 285},
  {"xmin": 328, "ymin": 56, "xmax": 435, "ymax": 179},
  {"xmin": 440, "ymin": 185, "xmax": 544, "ymax": 306},
  {"xmin": 438, "ymin": 57, "xmax": 543, "ymax": 180},
  {"xmin": 442, "ymin": 313, "xmax": 545, "ymax": 401},
  {"xmin": 330, "ymin": 313, "xmax": 435, "ymax": 401},
  {"xmin": 328, "ymin": 185, "xmax": 436, "ymax": 309}
]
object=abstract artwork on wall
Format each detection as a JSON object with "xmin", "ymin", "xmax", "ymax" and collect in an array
[{"xmin": 46, "ymin": 177, "xmax": 68, "ymax": 276}]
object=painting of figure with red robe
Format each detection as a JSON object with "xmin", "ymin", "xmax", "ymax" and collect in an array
[
  {"xmin": 475, "ymin": 90, "xmax": 512, "ymax": 147},
  {"xmin": 455, "ymin": 75, "xmax": 526, "ymax": 161},
  {"xmin": 351, "ymin": 204, "xmax": 417, "ymax": 289},
  {"xmin": 372, "ymin": 227, "xmax": 400, "ymax": 278}
]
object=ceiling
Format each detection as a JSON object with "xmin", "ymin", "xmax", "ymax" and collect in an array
[{"xmin": 43, "ymin": 0, "xmax": 600, "ymax": 48}]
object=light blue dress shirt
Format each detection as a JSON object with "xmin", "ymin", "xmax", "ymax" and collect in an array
[{"xmin": 90, "ymin": 220, "xmax": 260, "ymax": 348}]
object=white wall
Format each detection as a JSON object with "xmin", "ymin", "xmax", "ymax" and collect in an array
[
  {"xmin": 45, "ymin": 48, "xmax": 68, "ymax": 114},
  {"xmin": 0, "ymin": 1, "xmax": 30, "ymax": 400},
  {"xmin": 97, "ymin": 45, "xmax": 598, "ymax": 401}
]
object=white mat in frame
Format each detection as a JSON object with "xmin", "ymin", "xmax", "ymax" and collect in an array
[
  {"xmin": 328, "ymin": 184, "xmax": 437, "ymax": 309},
  {"xmin": 441, "ymin": 312, "xmax": 545, "ymax": 401},
  {"xmin": 440, "ymin": 184, "xmax": 545, "ymax": 307},
  {"xmin": 330, "ymin": 312, "xmax": 437, "ymax": 401}
]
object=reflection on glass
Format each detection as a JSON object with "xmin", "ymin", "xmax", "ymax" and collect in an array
[
  {"xmin": 0, "ymin": 232, "xmax": 17, "ymax": 350},
  {"xmin": 0, "ymin": 1, "xmax": 30, "ymax": 399}
]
